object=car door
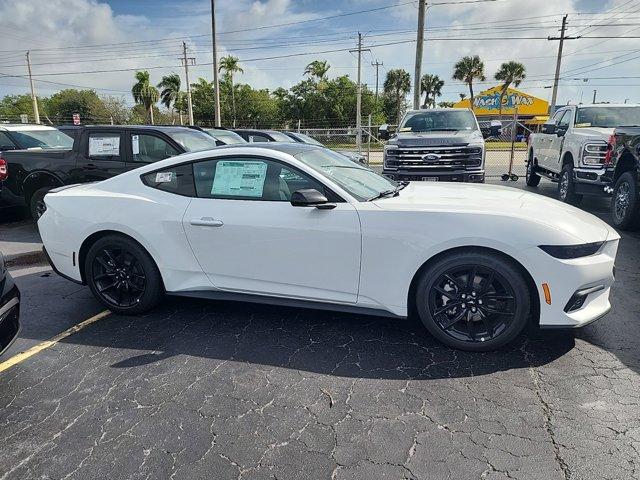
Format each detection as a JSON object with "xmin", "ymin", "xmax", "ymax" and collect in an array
[
  {"xmin": 126, "ymin": 131, "xmax": 181, "ymax": 170},
  {"xmin": 182, "ymin": 155, "xmax": 362, "ymax": 304},
  {"xmin": 546, "ymin": 108, "xmax": 572, "ymax": 170},
  {"xmin": 76, "ymin": 130, "xmax": 128, "ymax": 182}
]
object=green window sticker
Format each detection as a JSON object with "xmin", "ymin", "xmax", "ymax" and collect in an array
[{"xmin": 212, "ymin": 161, "xmax": 268, "ymax": 197}]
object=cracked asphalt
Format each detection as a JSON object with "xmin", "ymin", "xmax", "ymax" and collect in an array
[{"xmin": 1, "ymin": 182, "xmax": 639, "ymax": 480}]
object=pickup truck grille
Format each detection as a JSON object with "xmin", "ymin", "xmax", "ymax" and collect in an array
[{"xmin": 385, "ymin": 146, "xmax": 483, "ymax": 169}]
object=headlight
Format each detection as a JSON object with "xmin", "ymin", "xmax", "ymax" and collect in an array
[
  {"xmin": 581, "ymin": 142, "xmax": 608, "ymax": 166},
  {"xmin": 539, "ymin": 242, "xmax": 604, "ymax": 259}
]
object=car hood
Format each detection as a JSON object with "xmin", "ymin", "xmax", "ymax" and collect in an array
[
  {"xmin": 372, "ymin": 182, "xmax": 615, "ymax": 243},
  {"xmin": 571, "ymin": 126, "xmax": 615, "ymax": 138},
  {"xmin": 389, "ymin": 130, "xmax": 483, "ymax": 147}
]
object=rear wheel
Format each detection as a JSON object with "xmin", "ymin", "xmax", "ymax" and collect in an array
[
  {"xmin": 558, "ymin": 163, "xmax": 583, "ymax": 206},
  {"xmin": 611, "ymin": 171, "xmax": 640, "ymax": 231},
  {"xmin": 85, "ymin": 235, "xmax": 164, "ymax": 314},
  {"xmin": 29, "ymin": 187, "xmax": 51, "ymax": 219},
  {"xmin": 415, "ymin": 251, "xmax": 531, "ymax": 352},
  {"xmin": 525, "ymin": 156, "xmax": 541, "ymax": 187}
]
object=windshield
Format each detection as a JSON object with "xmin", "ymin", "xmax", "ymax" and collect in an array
[
  {"xmin": 575, "ymin": 107, "xmax": 640, "ymax": 128},
  {"xmin": 294, "ymin": 132, "xmax": 323, "ymax": 146},
  {"xmin": 268, "ymin": 131, "xmax": 296, "ymax": 142},
  {"xmin": 400, "ymin": 110, "xmax": 478, "ymax": 133},
  {"xmin": 11, "ymin": 129, "xmax": 73, "ymax": 149},
  {"xmin": 167, "ymin": 130, "xmax": 219, "ymax": 152},
  {"xmin": 294, "ymin": 147, "xmax": 397, "ymax": 201},
  {"xmin": 204, "ymin": 129, "xmax": 246, "ymax": 144}
]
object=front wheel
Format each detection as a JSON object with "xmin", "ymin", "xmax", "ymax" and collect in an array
[
  {"xmin": 611, "ymin": 171, "xmax": 640, "ymax": 231},
  {"xmin": 558, "ymin": 163, "xmax": 583, "ymax": 206},
  {"xmin": 85, "ymin": 235, "xmax": 164, "ymax": 314},
  {"xmin": 525, "ymin": 157, "xmax": 541, "ymax": 187},
  {"xmin": 415, "ymin": 251, "xmax": 531, "ymax": 352}
]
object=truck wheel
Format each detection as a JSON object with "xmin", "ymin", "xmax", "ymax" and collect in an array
[
  {"xmin": 29, "ymin": 187, "xmax": 51, "ymax": 219},
  {"xmin": 558, "ymin": 163, "xmax": 583, "ymax": 206},
  {"xmin": 611, "ymin": 171, "xmax": 640, "ymax": 231},
  {"xmin": 525, "ymin": 158, "xmax": 541, "ymax": 187}
]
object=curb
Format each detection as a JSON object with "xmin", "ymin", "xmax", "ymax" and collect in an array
[{"xmin": 5, "ymin": 250, "xmax": 47, "ymax": 268}]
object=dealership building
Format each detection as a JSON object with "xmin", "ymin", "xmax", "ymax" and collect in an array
[{"xmin": 453, "ymin": 85, "xmax": 550, "ymax": 128}]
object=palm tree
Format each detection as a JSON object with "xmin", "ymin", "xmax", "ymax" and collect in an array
[
  {"xmin": 494, "ymin": 61, "xmax": 526, "ymax": 119},
  {"xmin": 304, "ymin": 60, "xmax": 330, "ymax": 81},
  {"xmin": 132, "ymin": 70, "xmax": 159, "ymax": 124},
  {"xmin": 383, "ymin": 69, "xmax": 411, "ymax": 124},
  {"xmin": 157, "ymin": 73, "xmax": 182, "ymax": 124},
  {"xmin": 219, "ymin": 55, "xmax": 244, "ymax": 127},
  {"xmin": 420, "ymin": 74, "xmax": 444, "ymax": 108},
  {"xmin": 452, "ymin": 56, "xmax": 486, "ymax": 112}
]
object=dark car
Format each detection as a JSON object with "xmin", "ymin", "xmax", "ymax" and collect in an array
[
  {"xmin": 0, "ymin": 251, "xmax": 20, "ymax": 357},
  {"xmin": 203, "ymin": 128, "xmax": 247, "ymax": 145},
  {"xmin": 0, "ymin": 124, "xmax": 73, "ymax": 152},
  {"xmin": 1, "ymin": 125, "xmax": 218, "ymax": 218}
]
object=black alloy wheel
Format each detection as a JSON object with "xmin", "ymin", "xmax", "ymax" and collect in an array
[
  {"xmin": 611, "ymin": 171, "xmax": 640, "ymax": 231},
  {"xmin": 416, "ymin": 251, "xmax": 530, "ymax": 351},
  {"xmin": 85, "ymin": 235, "xmax": 164, "ymax": 314},
  {"xmin": 92, "ymin": 247, "xmax": 147, "ymax": 308},
  {"xmin": 558, "ymin": 163, "xmax": 583, "ymax": 206},
  {"xmin": 525, "ymin": 158, "xmax": 541, "ymax": 187}
]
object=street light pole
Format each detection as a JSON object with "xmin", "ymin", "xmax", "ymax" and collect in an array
[
  {"xmin": 211, "ymin": 0, "xmax": 221, "ymax": 126},
  {"xmin": 26, "ymin": 51, "xmax": 40, "ymax": 124},
  {"xmin": 413, "ymin": 0, "xmax": 426, "ymax": 110},
  {"xmin": 181, "ymin": 42, "xmax": 195, "ymax": 125}
]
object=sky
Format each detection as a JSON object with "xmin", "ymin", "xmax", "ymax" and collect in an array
[{"xmin": 0, "ymin": 0, "xmax": 639, "ymax": 111}]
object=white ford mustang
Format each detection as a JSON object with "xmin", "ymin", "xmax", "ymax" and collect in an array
[{"xmin": 38, "ymin": 143, "xmax": 619, "ymax": 351}]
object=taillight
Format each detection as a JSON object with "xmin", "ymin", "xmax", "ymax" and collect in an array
[
  {"xmin": 604, "ymin": 134, "xmax": 616, "ymax": 165},
  {"xmin": 0, "ymin": 158, "xmax": 7, "ymax": 181}
]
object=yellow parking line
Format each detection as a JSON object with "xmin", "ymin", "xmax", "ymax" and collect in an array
[{"xmin": 0, "ymin": 310, "xmax": 111, "ymax": 374}]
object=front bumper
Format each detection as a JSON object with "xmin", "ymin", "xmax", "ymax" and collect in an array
[
  {"xmin": 383, "ymin": 169, "xmax": 485, "ymax": 183},
  {"xmin": 0, "ymin": 276, "xmax": 20, "ymax": 357},
  {"xmin": 573, "ymin": 166, "xmax": 613, "ymax": 195}
]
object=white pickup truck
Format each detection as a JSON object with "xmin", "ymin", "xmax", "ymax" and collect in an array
[{"xmin": 527, "ymin": 103, "xmax": 640, "ymax": 204}]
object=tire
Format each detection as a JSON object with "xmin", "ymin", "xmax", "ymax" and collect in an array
[
  {"xmin": 558, "ymin": 163, "xmax": 583, "ymax": 206},
  {"xmin": 29, "ymin": 187, "xmax": 51, "ymax": 219},
  {"xmin": 611, "ymin": 171, "xmax": 640, "ymax": 231},
  {"xmin": 525, "ymin": 156, "xmax": 541, "ymax": 187},
  {"xmin": 85, "ymin": 234, "xmax": 164, "ymax": 314},
  {"xmin": 415, "ymin": 250, "xmax": 531, "ymax": 352}
]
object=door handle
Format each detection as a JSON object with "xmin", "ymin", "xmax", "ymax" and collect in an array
[{"xmin": 190, "ymin": 217, "xmax": 224, "ymax": 227}]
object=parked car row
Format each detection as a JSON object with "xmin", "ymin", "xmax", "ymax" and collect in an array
[{"xmin": 527, "ymin": 103, "xmax": 640, "ymax": 230}]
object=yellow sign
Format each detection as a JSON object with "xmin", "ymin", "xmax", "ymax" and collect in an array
[{"xmin": 454, "ymin": 85, "xmax": 548, "ymax": 116}]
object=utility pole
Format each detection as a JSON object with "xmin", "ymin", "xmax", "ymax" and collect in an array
[
  {"xmin": 592, "ymin": 89, "xmax": 597, "ymax": 104},
  {"xmin": 25, "ymin": 51, "xmax": 40, "ymax": 124},
  {"xmin": 371, "ymin": 60, "xmax": 383, "ymax": 103},
  {"xmin": 181, "ymin": 42, "xmax": 195, "ymax": 125},
  {"xmin": 211, "ymin": 0, "xmax": 221, "ymax": 126},
  {"xmin": 413, "ymin": 0, "xmax": 427, "ymax": 110},
  {"xmin": 350, "ymin": 33, "xmax": 370, "ymax": 152},
  {"xmin": 548, "ymin": 15, "xmax": 578, "ymax": 113}
]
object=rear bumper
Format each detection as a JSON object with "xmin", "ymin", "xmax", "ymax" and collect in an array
[{"xmin": 383, "ymin": 169, "xmax": 485, "ymax": 183}]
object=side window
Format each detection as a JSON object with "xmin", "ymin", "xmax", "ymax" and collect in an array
[
  {"xmin": 141, "ymin": 163, "xmax": 195, "ymax": 196},
  {"xmin": 132, "ymin": 134, "xmax": 180, "ymax": 163},
  {"xmin": 88, "ymin": 133, "xmax": 122, "ymax": 159},
  {"xmin": 557, "ymin": 110, "xmax": 570, "ymax": 128},
  {"xmin": 247, "ymin": 134, "xmax": 270, "ymax": 143},
  {"xmin": 0, "ymin": 132, "xmax": 17, "ymax": 150},
  {"xmin": 193, "ymin": 157, "xmax": 326, "ymax": 201}
]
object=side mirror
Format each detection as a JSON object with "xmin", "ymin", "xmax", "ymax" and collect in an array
[
  {"xmin": 542, "ymin": 122, "xmax": 556, "ymax": 135},
  {"xmin": 556, "ymin": 127, "xmax": 567, "ymax": 137},
  {"xmin": 290, "ymin": 189, "xmax": 336, "ymax": 210},
  {"xmin": 378, "ymin": 124, "xmax": 390, "ymax": 140}
]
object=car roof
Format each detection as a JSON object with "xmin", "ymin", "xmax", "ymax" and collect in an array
[
  {"xmin": 56, "ymin": 124, "xmax": 203, "ymax": 133},
  {"xmin": 233, "ymin": 128, "xmax": 286, "ymax": 135},
  {"xmin": 210, "ymin": 142, "xmax": 320, "ymax": 155},
  {"xmin": 0, "ymin": 124, "xmax": 58, "ymax": 131}
]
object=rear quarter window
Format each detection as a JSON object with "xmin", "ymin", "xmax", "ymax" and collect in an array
[{"xmin": 141, "ymin": 163, "xmax": 195, "ymax": 197}]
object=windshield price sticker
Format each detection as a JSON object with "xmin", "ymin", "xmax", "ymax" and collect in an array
[
  {"xmin": 89, "ymin": 136, "xmax": 120, "ymax": 156},
  {"xmin": 155, "ymin": 171, "xmax": 173, "ymax": 183},
  {"xmin": 212, "ymin": 161, "xmax": 267, "ymax": 197}
]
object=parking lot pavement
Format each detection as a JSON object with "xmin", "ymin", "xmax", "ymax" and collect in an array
[{"xmin": 1, "ymin": 182, "xmax": 639, "ymax": 480}]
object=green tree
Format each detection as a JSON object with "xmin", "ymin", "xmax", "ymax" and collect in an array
[
  {"xmin": 190, "ymin": 77, "xmax": 215, "ymax": 124},
  {"xmin": 47, "ymin": 89, "xmax": 108, "ymax": 123},
  {"xmin": 420, "ymin": 74, "xmax": 444, "ymax": 108},
  {"xmin": 453, "ymin": 55, "xmax": 485, "ymax": 112},
  {"xmin": 219, "ymin": 56, "xmax": 244, "ymax": 127},
  {"xmin": 383, "ymin": 69, "xmax": 411, "ymax": 124},
  {"xmin": 100, "ymin": 95, "xmax": 131, "ymax": 124},
  {"xmin": 0, "ymin": 94, "xmax": 38, "ymax": 122},
  {"xmin": 494, "ymin": 61, "xmax": 526, "ymax": 119},
  {"xmin": 132, "ymin": 70, "xmax": 159, "ymax": 124},
  {"xmin": 438, "ymin": 101, "xmax": 455, "ymax": 108},
  {"xmin": 157, "ymin": 73, "xmax": 183, "ymax": 123},
  {"xmin": 304, "ymin": 60, "xmax": 330, "ymax": 81}
]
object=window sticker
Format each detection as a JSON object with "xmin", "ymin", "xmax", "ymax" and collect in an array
[
  {"xmin": 132, "ymin": 135, "xmax": 140, "ymax": 155},
  {"xmin": 89, "ymin": 136, "xmax": 120, "ymax": 156},
  {"xmin": 212, "ymin": 161, "xmax": 267, "ymax": 197},
  {"xmin": 155, "ymin": 171, "xmax": 173, "ymax": 183}
]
